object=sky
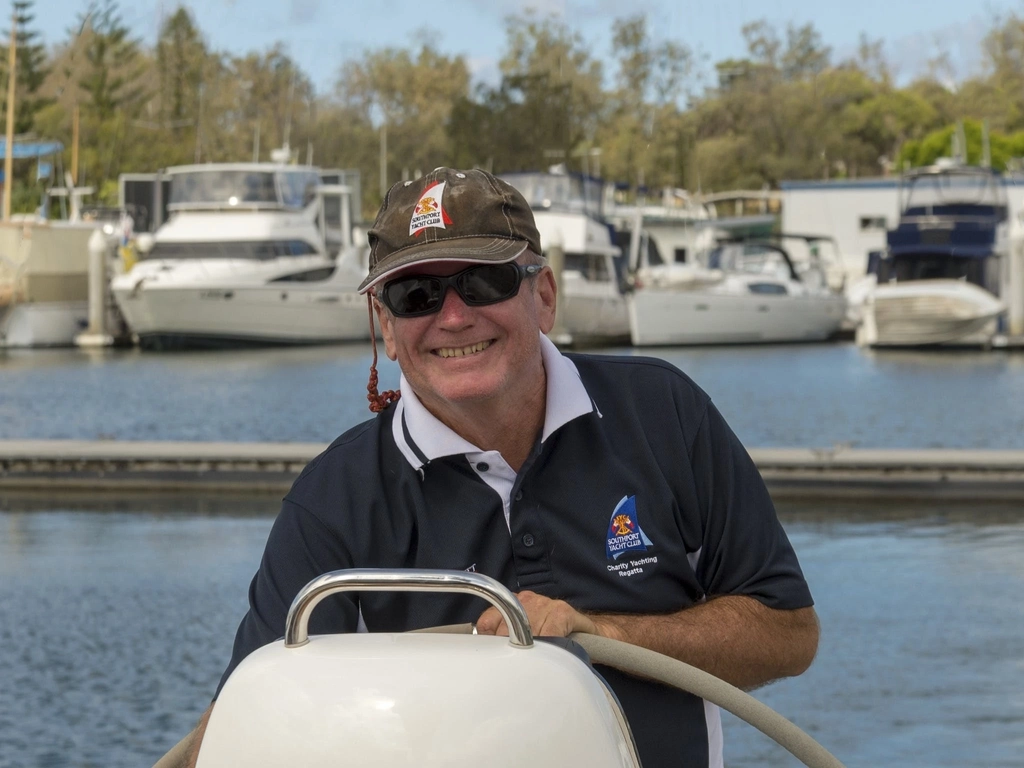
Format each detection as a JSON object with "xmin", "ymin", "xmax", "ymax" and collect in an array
[{"xmin": 35, "ymin": 0, "xmax": 1014, "ymax": 94}]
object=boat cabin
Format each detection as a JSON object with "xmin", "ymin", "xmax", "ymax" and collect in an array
[{"xmin": 877, "ymin": 165, "xmax": 1008, "ymax": 294}]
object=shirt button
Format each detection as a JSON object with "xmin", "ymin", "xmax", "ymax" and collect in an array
[
  {"xmin": 522, "ymin": 533, "xmax": 535, "ymax": 547},
  {"xmin": 514, "ymin": 490, "xmax": 523, "ymax": 502},
  {"xmin": 476, "ymin": 462, "xmax": 489, "ymax": 472}
]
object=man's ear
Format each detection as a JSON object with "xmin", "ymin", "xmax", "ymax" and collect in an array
[
  {"xmin": 534, "ymin": 266, "xmax": 558, "ymax": 335},
  {"xmin": 373, "ymin": 297, "xmax": 399, "ymax": 361}
]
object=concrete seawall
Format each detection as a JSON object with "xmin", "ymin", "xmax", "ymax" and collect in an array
[{"xmin": 3, "ymin": 440, "xmax": 1024, "ymax": 502}]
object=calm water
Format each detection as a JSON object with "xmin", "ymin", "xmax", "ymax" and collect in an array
[
  {"xmin": 0, "ymin": 500, "xmax": 1021, "ymax": 768},
  {"xmin": 2, "ymin": 342, "xmax": 1024, "ymax": 448},
  {"xmin": 2, "ymin": 343, "xmax": 1023, "ymax": 766}
]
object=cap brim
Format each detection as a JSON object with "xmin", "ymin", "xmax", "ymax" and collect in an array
[{"xmin": 358, "ymin": 237, "xmax": 528, "ymax": 293}]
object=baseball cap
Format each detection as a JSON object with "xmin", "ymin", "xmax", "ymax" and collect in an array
[{"xmin": 358, "ymin": 167, "xmax": 543, "ymax": 294}]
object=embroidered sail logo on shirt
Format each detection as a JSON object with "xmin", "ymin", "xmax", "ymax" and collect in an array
[
  {"xmin": 605, "ymin": 495, "xmax": 653, "ymax": 560},
  {"xmin": 410, "ymin": 181, "xmax": 453, "ymax": 236}
]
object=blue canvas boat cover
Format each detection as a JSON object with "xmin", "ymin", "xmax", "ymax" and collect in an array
[
  {"xmin": 888, "ymin": 243, "xmax": 994, "ymax": 259},
  {"xmin": 0, "ymin": 139, "xmax": 63, "ymax": 159}
]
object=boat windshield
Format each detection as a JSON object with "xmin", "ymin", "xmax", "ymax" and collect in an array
[
  {"xmin": 880, "ymin": 254, "xmax": 990, "ymax": 286},
  {"xmin": 501, "ymin": 173, "xmax": 602, "ymax": 217},
  {"xmin": 168, "ymin": 170, "xmax": 320, "ymax": 210},
  {"xmin": 143, "ymin": 240, "xmax": 318, "ymax": 260},
  {"xmin": 704, "ymin": 243, "xmax": 795, "ymax": 279},
  {"xmin": 902, "ymin": 170, "xmax": 1004, "ymax": 214}
]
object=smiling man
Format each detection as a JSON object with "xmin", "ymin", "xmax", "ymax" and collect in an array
[{"xmin": 185, "ymin": 168, "xmax": 818, "ymax": 768}]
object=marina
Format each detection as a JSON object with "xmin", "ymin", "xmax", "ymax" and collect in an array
[
  {"xmin": 8, "ymin": 5, "xmax": 1024, "ymax": 767},
  {"xmin": 8, "ymin": 157, "xmax": 1024, "ymax": 353},
  {"xmin": 6, "ymin": 227, "xmax": 1024, "ymax": 766}
]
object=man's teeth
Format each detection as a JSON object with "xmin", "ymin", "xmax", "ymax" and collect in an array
[{"xmin": 437, "ymin": 341, "xmax": 491, "ymax": 358}]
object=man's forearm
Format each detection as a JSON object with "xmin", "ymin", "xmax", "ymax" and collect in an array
[{"xmin": 590, "ymin": 596, "xmax": 819, "ymax": 690}]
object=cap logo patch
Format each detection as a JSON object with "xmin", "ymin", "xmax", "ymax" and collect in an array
[
  {"xmin": 410, "ymin": 181, "xmax": 453, "ymax": 237},
  {"xmin": 605, "ymin": 495, "xmax": 653, "ymax": 560}
]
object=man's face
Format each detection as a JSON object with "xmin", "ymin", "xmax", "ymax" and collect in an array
[{"xmin": 374, "ymin": 259, "xmax": 557, "ymax": 413}]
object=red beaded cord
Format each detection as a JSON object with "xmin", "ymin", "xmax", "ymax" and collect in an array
[{"xmin": 366, "ymin": 294, "xmax": 400, "ymax": 413}]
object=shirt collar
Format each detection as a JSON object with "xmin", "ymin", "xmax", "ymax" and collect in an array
[{"xmin": 391, "ymin": 332, "xmax": 595, "ymax": 470}]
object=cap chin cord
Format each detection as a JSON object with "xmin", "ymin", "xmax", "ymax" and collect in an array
[{"xmin": 366, "ymin": 295, "xmax": 400, "ymax": 413}]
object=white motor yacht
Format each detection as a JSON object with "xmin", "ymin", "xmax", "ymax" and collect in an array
[
  {"xmin": 856, "ymin": 163, "xmax": 1009, "ymax": 348},
  {"xmin": 111, "ymin": 164, "xmax": 371, "ymax": 349},
  {"xmin": 628, "ymin": 236, "xmax": 847, "ymax": 346},
  {"xmin": 501, "ymin": 172, "xmax": 630, "ymax": 346}
]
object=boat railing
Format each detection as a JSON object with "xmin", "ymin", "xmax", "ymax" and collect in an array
[{"xmin": 165, "ymin": 201, "xmax": 290, "ymax": 213}]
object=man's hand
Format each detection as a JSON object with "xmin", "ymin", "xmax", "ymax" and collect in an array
[
  {"xmin": 475, "ymin": 590, "xmax": 623, "ymax": 640},
  {"xmin": 478, "ymin": 592, "xmax": 818, "ymax": 690}
]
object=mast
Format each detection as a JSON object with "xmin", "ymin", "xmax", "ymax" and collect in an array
[
  {"xmin": 71, "ymin": 105, "xmax": 79, "ymax": 183},
  {"xmin": 3, "ymin": 10, "xmax": 16, "ymax": 221}
]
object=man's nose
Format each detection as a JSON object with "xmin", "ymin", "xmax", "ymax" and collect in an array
[{"xmin": 434, "ymin": 286, "xmax": 473, "ymax": 327}]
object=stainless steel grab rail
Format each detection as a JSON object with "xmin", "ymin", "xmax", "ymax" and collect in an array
[{"xmin": 284, "ymin": 569, "xmax": 534, "ymax": 648}]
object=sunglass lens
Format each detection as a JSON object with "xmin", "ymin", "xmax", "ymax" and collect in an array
[
  {"xmin": 458, "ymin": 265, "xmax": 520, "ymax": 304},
  {"xmin": 385, "ymin": 277, "xmax": 442, "ymax": 316}
]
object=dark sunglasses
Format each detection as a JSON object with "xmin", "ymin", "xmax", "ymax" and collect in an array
[{"xmin": 378, "ymin": 263, "xmax": 543, "ymax": 318}]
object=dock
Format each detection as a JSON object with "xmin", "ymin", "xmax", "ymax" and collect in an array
[{"xmin": 3, "ymin": 440, "xmax": 1024, "ymax": 501}]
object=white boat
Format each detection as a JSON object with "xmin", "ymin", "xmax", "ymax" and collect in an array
[
  {"xmin": 628, "ymin": 236, "xmax": 847, "ymax": 346},
  {"xmin": 162, "ymin": 569, "xmax": 844, "ymax": 768},
  {"xmin": 0, "ymin": 163, "xmax": 133, "ymax": 348},
  {"xmin": 0, "ymin": 221, "xmax": 103, "ymax": 348},
  {"xmin": 857, "ymin": 279, "xmax": 1004, "ymax": 347},
  {"xmin": 111, "ymin": 164, "xmax": 371, "ymax": 349},
  {"xmin": 500, "ymin": 172, "xmax": 630, "ymax": 346},
  {"xmin": 856, "ymin": 163, "xmax": 1009, "ymax": 348}
]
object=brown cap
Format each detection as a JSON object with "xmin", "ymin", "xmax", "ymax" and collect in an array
[{"xmin": 358, "ymin": 167, "xmax": 542, "ymax": 293}]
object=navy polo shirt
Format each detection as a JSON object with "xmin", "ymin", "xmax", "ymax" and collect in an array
[{"xmin": 218, "ymin": 336, "xmax": 813, "ymax": 768}]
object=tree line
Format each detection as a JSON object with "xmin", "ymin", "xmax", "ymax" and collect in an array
[{"xmin": 9, "ymin": 0, "xmax": 1024, "ymax": 217}]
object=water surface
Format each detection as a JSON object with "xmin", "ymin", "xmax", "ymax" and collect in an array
[
  {"xmin": 0, "ymin": 500, "xmax": 1021, "ymax": 768},
  {"xmin": 2, "ymin": 343, "xmax": 1024, "ymax": 449}
]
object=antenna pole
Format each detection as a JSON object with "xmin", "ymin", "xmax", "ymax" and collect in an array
[
  {"xmin": 71, "ymin": 105, "xmax": 80, "ymax": 183},
  {"xmin": 3, "ymin": 10, "xmax": 16, "ymax": 221}
]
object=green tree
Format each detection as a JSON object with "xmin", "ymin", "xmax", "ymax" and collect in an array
[
  {"xmin": 898, "ymin": 119, "xmax": 1024, "ymax": 170},
  {"xmin": 598, "ymin": 14, "xmax": 692, "ymax": 190},
  {"xmin": 76, "ymin": 0, "xmax": 145, "ymax": 121},
  {"xmin": 448, "ymin": 14, "xmax": 604, "ymax": 176},
  {"xmin": 0, "ymin": 0, "xmax": 52, "ymax": 134},
  {"xmin": 338, "ymin": 36, "xmax": 469, "ymax": 204},
  {"xmin": 156, "ymin": 6, "xmax": 205, "ymax": 124},
  {"xmin": 56, "ymin": 0, "xmax": 147, "ymax": 198},
  {"xmin": 498, "ymin": 13, "xmax": 604, "ymax": 170},
  {"xmin": 780, "ymin": 23, "xmax": 831, "ymax": 81},
  {"xmin": 227, "ymin": 45, "xmax": 313, "ymax": 162}
]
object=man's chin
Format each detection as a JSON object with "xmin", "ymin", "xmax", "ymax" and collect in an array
[{"xmin": 427, "ymin": 375, "xmax": 505, "ymax": 406}]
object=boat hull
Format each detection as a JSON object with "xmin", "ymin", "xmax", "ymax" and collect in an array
[
  {"xmin": 0, "ymin": 301, "xmax": 89, "ymax": 347},
  {"xmin": 114, "ymin": 283, "xmax": 370, "ymax": 348},
  {"xmin": 857, "ymin": 279, "xmax": 1005, "ymax": 347},
  {"xmin": 559, "ymin": 273, "xmax": 631, "ymax": 346},
  {"xmin": 111, "ymin": 252, "xmax": 374, "ymax": 349},
  {"xmin": 628, "ymin": 289, "xmax": 846, "ymax": 346}
]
